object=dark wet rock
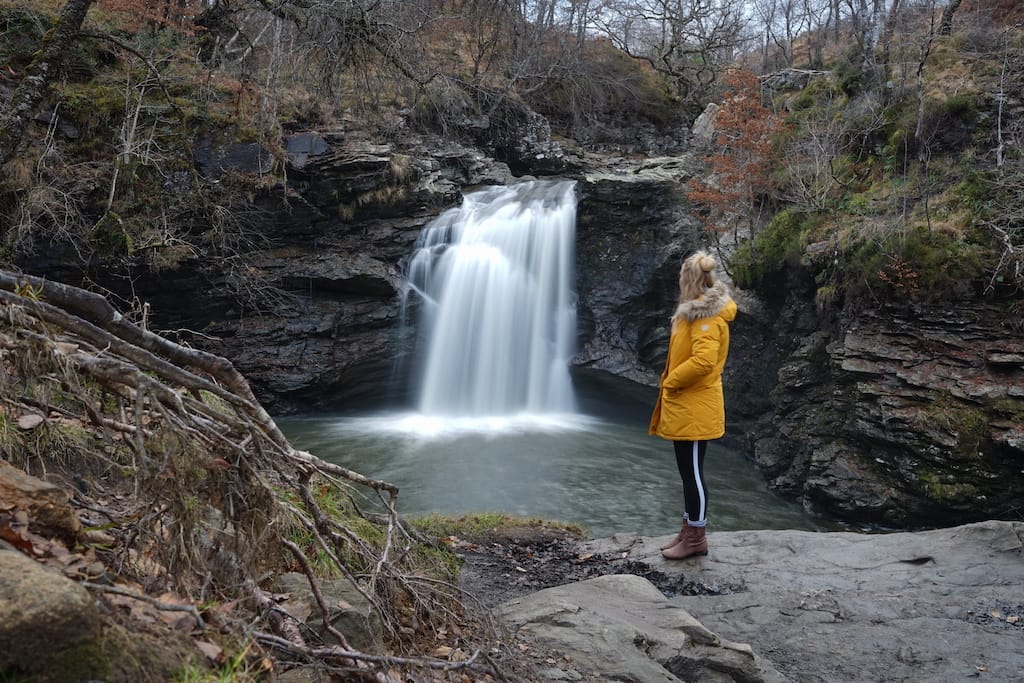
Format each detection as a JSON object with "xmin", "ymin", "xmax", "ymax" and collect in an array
[
  {"xmin": 285, "ymin": 131, "xmax": 330, "ymax": 169},
  {"xmin": 574, "ymin": 155, "xmax": 705, "ymax": 384},
  {"xmin": 193, "ymin": 137, "xmax": 275, "ymax": 179},
  {"xmin": 749, "ymin": 292, "xmax": 1024, "ymax": 526},
  {"xmin": 485, "ymin": 101, "xmax": 567, "ymax": 176}
]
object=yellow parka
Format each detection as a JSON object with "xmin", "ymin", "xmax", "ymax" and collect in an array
[{"xmin": 649, "ymin": 281, "xmax": 737, "ymax": 441}]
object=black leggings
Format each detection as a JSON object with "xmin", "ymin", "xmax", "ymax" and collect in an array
[{"xmin": 673, "ymin": 440, "xmax": 708, "ymax": 525}]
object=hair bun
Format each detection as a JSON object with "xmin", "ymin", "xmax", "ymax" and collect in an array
[{"xmin": 698, "ymin": 254, "xmax": 716, "ymax": 272}]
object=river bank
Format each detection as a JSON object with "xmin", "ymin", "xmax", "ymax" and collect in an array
[
  {"xmin": 467, "ymin": 520, "xmax": 1024, "ymax": 682},
  {"xmin": 3, "ymin": 451, "xmax": 1021, "ymax": 682}
]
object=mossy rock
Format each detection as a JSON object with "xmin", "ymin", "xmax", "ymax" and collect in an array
[{"xmin": 0, "ymin": 546, "xmax": 197, "ymax": 683}]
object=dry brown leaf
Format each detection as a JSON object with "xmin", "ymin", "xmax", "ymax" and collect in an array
[
  {"xmin": 0, "ymin": 523, "xmax": 33, "ymax": 553},
  {"xmin": 48, "ymin": 544, "xmax": 75, "ymax": 563},
  {"xmin": 204, "ymin": 458, "xmax": 231, "ymax": 472},
  {"xmin": 84, "ymin": 529, "xmax": 117, "ymax": 545},
  {"xmin": 216, "ymin": 599, "xmax": 240, "ymax": 615},
  {"xmin": 167, "ymin": 614, "xmax": 197, "ymax": 632},
  {"xmin": 156, "ymin": 591, "xmax": 192, "ymax": 606},
  {"xmin": 194, "ymin": 640, "xmax": 224, "ymax": 665}
]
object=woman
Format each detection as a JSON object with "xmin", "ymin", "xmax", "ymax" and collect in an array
[{"xmin": 649, "ymin": 250, "xmax": 736, "ymax": 560}]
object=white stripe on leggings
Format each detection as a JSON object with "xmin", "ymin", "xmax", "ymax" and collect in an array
[{"xmin": 691, "ymin": 441, "xmax": 707, "ymax": 525}]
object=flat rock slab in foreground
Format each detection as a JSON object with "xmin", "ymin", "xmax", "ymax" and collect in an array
[
  {"xmin": 519, "ymin": 520, "xmax": 1023, "ymax": 682},
  {"xmin": 498, "ymin": 573, "xmax": 786, "ymax": 682}
]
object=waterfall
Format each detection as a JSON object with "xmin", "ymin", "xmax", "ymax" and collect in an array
[{"xmin": 405, "ymin": 180, "xmax": 577, "ymax": 417}]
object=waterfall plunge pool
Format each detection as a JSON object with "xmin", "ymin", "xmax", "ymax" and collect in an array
[
  {"xmin": 277, "ymin": 374, "xmax": 822, "ymax": 538},
  {"xmin": 279, "ymin": 180, "xmax": 822, "ymax": 537}
]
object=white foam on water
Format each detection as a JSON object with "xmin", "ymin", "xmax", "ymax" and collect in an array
[{"xmin": 321, "ymin": 411, "xmax": 600, "ymax": 442}]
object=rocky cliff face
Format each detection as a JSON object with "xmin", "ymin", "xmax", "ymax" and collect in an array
[
  {"xmin": 181, "ymin": 137, "xmax": 713, "ymax": 414},
  {"xmin": 22, "ymin": 132, "xmax": 519, "ymax": 414},
  {"xmin": 16, "ymin": 121, "xmax": 1023, "ymax": 529},
  {"xmin": 574, "ymin": 156, "xmax": 704, "ymax": 383},
  {"xmin": 747, "ymin": 266, "xmax": 1024, "ymax": 527},
  {"xmin": 194, "ymin": 134, "xmax": 518, "ymax": 413}
]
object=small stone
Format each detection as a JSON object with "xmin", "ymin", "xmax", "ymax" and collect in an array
[{"xmin": 17, "ymin": 414, "xmax": 44, "ymax": 430}]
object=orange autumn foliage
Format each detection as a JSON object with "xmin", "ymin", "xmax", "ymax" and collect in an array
[{"xmin": 687, "ymin": 70, "xmax": 785, "ymax": 237}]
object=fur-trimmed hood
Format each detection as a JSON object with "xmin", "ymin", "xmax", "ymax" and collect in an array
[{"xmin": 672, "ymin": 281, "xmax": 736, "ymax": 324}]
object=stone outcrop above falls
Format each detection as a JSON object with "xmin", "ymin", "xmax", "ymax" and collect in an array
[
  {"xmin": 574, "ymin": 155, "xmax": 705, "ymax": 384},
  {"xmin": 751, "ymin": 297, "xmax": 1024, "ymax": 527}
]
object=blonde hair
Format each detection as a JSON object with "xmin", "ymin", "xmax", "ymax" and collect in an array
[{"xmin": 678, "ymin": 250, "xmax": 717, "ymax": 303}]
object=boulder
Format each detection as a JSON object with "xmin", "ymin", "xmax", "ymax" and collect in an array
[
  {"xmin": 274, "ymin": 572, "xmax": 384, "ymax": 653},
  {"xmin": 194, "ymin": 138, "xmax": 275, "ymax": 179},
  {"xmin": 498, "ymin": 573, "xmax": 786, "ymax": 682},
  {"xmin": 691, "ymin": 102, "xmax": 719, "ymax": 145},
  {"xmin": 0, "ymin": 543, "xmax": 102, "ymax": 678}
]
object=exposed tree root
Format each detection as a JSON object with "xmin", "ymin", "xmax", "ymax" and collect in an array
[{"xmin": 0, "ymin": 269, "xmax": 504, "ymax": 680}]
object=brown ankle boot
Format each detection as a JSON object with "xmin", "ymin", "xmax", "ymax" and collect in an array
[
  {"xmin": 661, "ymin": 524, "xmax": 708, "ymax": 560},
  {"xmin": 660, "ymin": 519, "xmax": 689, "ymax": 550}
]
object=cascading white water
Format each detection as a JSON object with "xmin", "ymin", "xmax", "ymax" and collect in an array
[{"xmin": 405, "ymin": 180, "xmax": 577, "ymax": 417}]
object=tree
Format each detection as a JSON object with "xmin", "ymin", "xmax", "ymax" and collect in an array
[
  {"xmin": 938, "ymin": 0, "xmax": 962, "ymax": 35},
  {"xmin": 781, "ymin": 87, "xmax": 847, "ymax": 212},
  {"xmin": 687, "ymin": 70, "xmax": 786, "ymax": 246},
  {"xmin": 593, "ymin": 0, "xmax": 752, "ymax": 116},
  {"xmin": 0, "ymin": 0, "xmax": 96, "ymax": 167},
  {"xmin": 754, "ymin": 0, "xmax": 812, "ymax": 70}
]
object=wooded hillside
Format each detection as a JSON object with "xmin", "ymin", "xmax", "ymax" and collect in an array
[{"xmin": 1, "ymin": 0, "xmax": 1021, "ymax": 310}]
